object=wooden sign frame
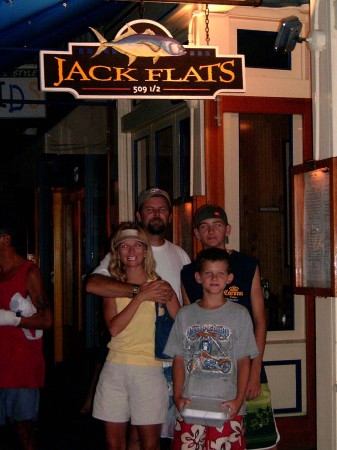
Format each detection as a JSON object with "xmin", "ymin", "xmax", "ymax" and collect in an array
[{"xmin": 292, "ymin": 157, "xmax": 337, "ymax": 297}]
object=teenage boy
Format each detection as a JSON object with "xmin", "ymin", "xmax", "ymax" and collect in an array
[
  {"xmin": 181, "ymin": 204, "xmax": 279, "ymax": 450},
  {"xmin": 165, "ymin": 248, "xmax": 258, "ymax": 450}
]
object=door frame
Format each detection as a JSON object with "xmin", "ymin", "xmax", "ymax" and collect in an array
[{"xmin": 204, "ymin": 96, "xmax": 315, "ymax": 449}]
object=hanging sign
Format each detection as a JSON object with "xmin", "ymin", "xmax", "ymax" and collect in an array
[{"xmin": 39, "ymin": 20, "xmax": 245, "ymax": 100}]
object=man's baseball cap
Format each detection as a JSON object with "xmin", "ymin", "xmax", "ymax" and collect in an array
[
  {"xmin": 194, "ymin": 204, "xmax": 228, "ymax": 227},
  {"xmin": 137, "ymin": 188, "xmax": 171, "ymax": 210}
]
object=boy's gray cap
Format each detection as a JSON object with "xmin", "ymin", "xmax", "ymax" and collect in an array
[{"xmin": 137, "ymin": 188, "xmax": 171, "ymax": 210}]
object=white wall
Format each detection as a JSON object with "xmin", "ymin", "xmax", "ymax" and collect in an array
[
  {"xmin": 311, "ymin": 1, "xmax": 337, "ymax": 449},
  {"xmin": 310, "ymin": 0, "xmax": 332, "ymax": 160},
  {"xmin": 193, "ymin": 5, "xmax": 311, "ymax": 99}
]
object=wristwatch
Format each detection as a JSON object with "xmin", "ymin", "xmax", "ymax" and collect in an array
[{"xmin": 131, "ymin": 284, "xmax": 140, "ymax": 297}]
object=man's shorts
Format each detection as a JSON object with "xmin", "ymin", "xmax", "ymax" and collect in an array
[
  {"xmin": 244, "ymin": 383, "xmax": 280, "ymax": 450},
  {"xmin": 173, "ymin": 414, "xmax": 245, "ymax": 450},
  {"xmin": 0, "ymin": 388, "xmax": 40, "ymax": 425},
  {"xmin": 93, "ymin": 361, "xmax": 168, "ymax": 425}
]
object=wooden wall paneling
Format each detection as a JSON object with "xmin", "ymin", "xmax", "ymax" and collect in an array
[
  {"xmin": 52, "ymin": 188, "xmax": 64, "ymax": 363},
  {"xmin": 204, "ymin": 99, "xmax": 225, "ymax": 206}
]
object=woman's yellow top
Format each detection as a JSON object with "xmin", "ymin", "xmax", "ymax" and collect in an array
[{"xmin": 106, "ymin": 296, "xmax": 160, "ymax": 367}]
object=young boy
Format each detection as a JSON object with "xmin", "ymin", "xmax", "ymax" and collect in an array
[{"xmin": 164, "ymin": 248, "xmax": 259, "ymax": 450}]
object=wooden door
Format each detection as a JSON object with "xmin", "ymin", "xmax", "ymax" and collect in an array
[{"xmin": 239, "ymin": 113, "xmax": 292, "ymax": 330}]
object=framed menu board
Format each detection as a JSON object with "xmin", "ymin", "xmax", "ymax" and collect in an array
[{"xmin": 292, "ymin": 157, "xmax": 337, "ymax": 297}]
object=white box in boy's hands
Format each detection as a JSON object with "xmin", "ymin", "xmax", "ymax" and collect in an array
[{"xmin": 181, "ymin": 396, "xmax": 231, "ymax": 427}]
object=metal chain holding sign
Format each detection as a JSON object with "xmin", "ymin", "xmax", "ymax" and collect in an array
[
  {"xmin": 205, "ymin": 4, "xmax": 210, "ymax": 46},
  {"xmin": 139, "ymin": 0, "xmax": 145, "ymax": 19}
]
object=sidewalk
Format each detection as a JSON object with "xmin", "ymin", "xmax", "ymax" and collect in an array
[
  {"xmin": 0, "ymin": 360, "xmax": 105, "ymax": 450},
  {"xmin": 0, "ymin": 359, "xmax": 172, "ymax": 450}
]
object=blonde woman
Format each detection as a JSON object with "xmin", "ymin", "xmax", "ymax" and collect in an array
[{"xmin": 93, "ymin": 223, "xmax": 180, "ymax": 450}]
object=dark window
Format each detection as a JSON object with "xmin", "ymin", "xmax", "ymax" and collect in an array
[
  {"xmin": 155, "ymin": 126, "xmax": 173, "ymax": 200},
  {"xmin": 237, "ymin": 29, "xmax": 291, "ymax": 70}
]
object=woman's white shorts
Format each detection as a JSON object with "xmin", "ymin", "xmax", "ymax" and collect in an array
[{"xmin": 93, "ymin": 361, "xmax": 168, "ymax": 425}]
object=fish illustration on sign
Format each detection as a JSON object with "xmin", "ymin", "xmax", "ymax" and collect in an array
[{"xmin": 89, "ymin": 26, "xmax": 186, "ymax": 66}]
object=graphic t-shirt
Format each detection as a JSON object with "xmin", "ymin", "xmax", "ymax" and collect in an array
[{"xmin": 164, "ymin": 301, "xmax": 258, "ymax": 415}]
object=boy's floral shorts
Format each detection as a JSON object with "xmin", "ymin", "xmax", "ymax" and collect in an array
[{"xmin": 173, "ymin": 414, "xmax": 245, "ymax": 450}]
